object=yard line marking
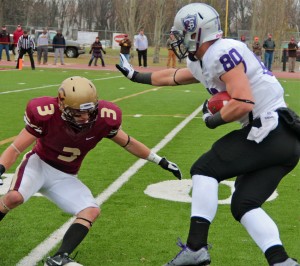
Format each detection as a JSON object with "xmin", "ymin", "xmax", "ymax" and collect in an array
[
  {"xmin": 0, "ymin": 76, "xmax": 123, "ymax": 95},
  {"xmin": 0, "ymin": 84, "xmax": 59, "ymax": 94},
  {"xmin": 0, "ymin": 136, "xmax": 17, "ymax": 146},
  {"xmin": 16, "ymin": 103, "xmax": 203, "ymax": 266},
  {"xmin": 111, "ymin": 87, "xmax": 163, "ymax": 103}
]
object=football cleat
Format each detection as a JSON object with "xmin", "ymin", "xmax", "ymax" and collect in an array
[
  {"xmin": 44, "ymin": 253, "xmax": 83, "ymax": 266},
  {"xmin": 272, "ymin": 258, "xmax": 300, "ymax": 266},
  {"xmin": 164, "ymin": 239, "xmax": 211, "ymax": 266}
]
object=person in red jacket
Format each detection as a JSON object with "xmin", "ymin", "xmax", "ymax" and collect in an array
[
  {"xmin": 13, "ymin": 25, "xmax": 24, "ymax": 62},
  {"xmin": 13, "ymin": 25, "xmax": 24, "ymax": 61}
]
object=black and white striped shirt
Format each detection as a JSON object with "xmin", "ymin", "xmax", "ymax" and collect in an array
[{"xmin": 17, "ymin": 35, "xmax": 35, "ymax": 50}]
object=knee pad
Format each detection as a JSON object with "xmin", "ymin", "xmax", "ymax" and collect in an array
[
  {"xmin": 190, "ymin": 157, "xmax": 211, "ymax": 177},
  {"xmin": 231, "ymin": 192, "xmax": 260, "ymax": 222},
  {"xmin": 190, "ymin": 156, "xmax": 219, "ymax": 181}
]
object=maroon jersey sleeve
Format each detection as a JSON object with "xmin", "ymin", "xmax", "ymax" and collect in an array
[
  {"xmin": 24, "ymin": 97, "xmax": 60, "ymax": 137},
  {"xmin": 97, "ymin": 100, "xmax": 122, "ymax": 138}
]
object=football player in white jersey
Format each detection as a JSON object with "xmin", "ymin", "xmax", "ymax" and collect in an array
[{"xmin": 116, "ymin": 3, "xmax": 300, "ymax": 266}]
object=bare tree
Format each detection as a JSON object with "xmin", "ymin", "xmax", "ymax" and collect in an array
[
  {"xmin": 0, "ymin": 0, "xmax": 299, "ymax": 55},
  {"xmin": 151, "ymin": 0, "xmax": 165, "ymax": 63}
]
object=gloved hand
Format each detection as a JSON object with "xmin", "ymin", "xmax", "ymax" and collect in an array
[
  {"xmin": 159, "ymin": 157, "xmax": 182, "ymax": 180},
  {"xmin": 89, "ymin": 50, "xmax": 92, "ymax": 54},
  {"xmin": 103, "ymin": 50, "xmax": 106, "ymax": 54},
  {"xmin": 202, "ymin": 99, "xmax": 212, "ymax": 125},
  {"xmin": 202, "ymin": 99, "xmax": 226, "ymax": 129},
  {"xmin": 0, "ymin": 164, "xmax": 5, "ymax": 186},
  {"xmin": 115, "ymin": 54, "xmax": 138, "ymax": 80}
]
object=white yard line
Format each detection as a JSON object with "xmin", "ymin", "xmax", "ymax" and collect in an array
[
  {"xmin": 16, "ymin": 103, "xmax": 203, "ymax": 266},
  {"xmin": 0, "ymin": 76, "xmax": 123, "ymax": 95}
]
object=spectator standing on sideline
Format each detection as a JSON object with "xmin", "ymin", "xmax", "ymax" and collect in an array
[
  {"xmin": 119, "ymin": 34, "xmax": 131, "ymax": 66},
  {"xmin": 287, "ymin": 37, "xmax": 298, "ymax": 73},
  {"xmin": 53, "ymin": 29, "xmax": 66, "ymax": 65},
  {"xmin": 13, "ymin": 24, "xmax": 24, "ymax": 62},
  {"xmin": 166, "ymin": 32, "xmax": 176, "ymax": 68},
  {"xmin": 252, "ymin": 36, "xmax": 262, "ymax": 60},
  {"xmin": 37, "ymin": 28, "xmax": 49, "ymax": 65},
  {"xmin": 0, "ymin": 25, "xmax": 11, "ymax": 61},
  {"xmin": 88, "ymin": 37, "xmax": 106, "ymax": 67},
  {"xmin": 135, "ymin": 28, "xmax": 148, "ymax": 67},
  {"xmin": 116, "ymin": 3, "xmax": 300, "ymax": 266},
  {"xmin": 0, "ymin": 76, "xmax": 182, "ymax": 266},
  {"xmin": 263, "ymin": 33, "xmax": 276, "ymax": 71},
  {"xmin": 240, "ymin": 35, "xmax": 246, "ymax": 43},
  {"xmin": 16, "ymin": 30, "xmax": 35, "ymax": 70}
]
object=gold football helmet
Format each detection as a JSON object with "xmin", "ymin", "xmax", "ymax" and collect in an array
[{"xmin": 58, "ymin": 76, "xmax": 98, "ymax": 131}]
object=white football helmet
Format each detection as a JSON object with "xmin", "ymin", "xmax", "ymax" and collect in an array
[
  {"xmin": 58, "ymin": 76, "xmax": 98, "ymax": 131},
  {"xmin": 171, "ymin": 3, "xmax": 223, "ymax": 59}
]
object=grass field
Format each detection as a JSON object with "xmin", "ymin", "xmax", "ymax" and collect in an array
[{"xmin": 0, "ymin": 68, "xmax": 299, "ymax": 266}]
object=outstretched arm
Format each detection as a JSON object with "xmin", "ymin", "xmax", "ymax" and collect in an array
[
  {"xmin": 116, "ymin": 54, "xmax": 198, "ymax": 86},
  {"xmin": 110, "ymin": 129, "xmax": 182, "ymax": 179}
]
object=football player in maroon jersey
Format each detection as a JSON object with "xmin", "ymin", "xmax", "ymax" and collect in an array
[{"xmin": 0, "ymin": 76, "xmax": 182, "ymax": 266}]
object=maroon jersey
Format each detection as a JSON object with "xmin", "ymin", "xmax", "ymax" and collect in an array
[{"xmin": 24, "ymin": 97, "xmax": 122, "ymax": 174}]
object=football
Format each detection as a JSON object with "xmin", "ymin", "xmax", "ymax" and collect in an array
[{"xmin": 207, "ymin": 91, "xmax": 231, "ymax": 114}]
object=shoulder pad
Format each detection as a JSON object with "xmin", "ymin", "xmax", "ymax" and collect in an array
[{"xmin": 98, "ymin": 100, "xmax": 122, "ymax": 127}]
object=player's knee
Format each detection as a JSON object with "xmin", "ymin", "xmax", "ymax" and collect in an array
[
  {"xmin": 231, "ymin": 193, "xmax": 259, "ymax": 222},
  {"xmin": 2, "ymin": 191, "xmax": 24, "ymax": 210},
  {"xmin": 190, "ymin": 161, "xmax": 215, "ymax": 178},
  {"xmin": 190, "ymin": 161, "xmax": 205, "ymax": 176},
  {"xmin": 90, "ymin": 207, "xmax": 101, "ymax": 220}
]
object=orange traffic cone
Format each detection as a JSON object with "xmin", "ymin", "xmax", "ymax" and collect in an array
[{"xmin": 18, "ymin": 58, "xmax": 22, "ymax": 70}]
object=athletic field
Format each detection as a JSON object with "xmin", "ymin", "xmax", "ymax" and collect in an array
[{"xmin": 0, "ymin": 67, "xmax": 299, "ymax": 265}]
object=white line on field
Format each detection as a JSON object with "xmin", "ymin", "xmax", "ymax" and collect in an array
[
  {"xmin": 16, "ymin": 103, "xmax": 203, "ymax": 266},
  {"xmin": 0, "ymin": 76, "xmax": 123, "ymax": 94}
]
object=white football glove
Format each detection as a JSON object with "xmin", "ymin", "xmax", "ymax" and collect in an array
[{"xmin": 115, "ymin": 54, "xmax": 137, "ymax": 80}]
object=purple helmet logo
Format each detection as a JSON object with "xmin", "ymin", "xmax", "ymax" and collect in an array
[{"xmin": 182, "ymin": 14, "xmax": 197, "ymax": 32}]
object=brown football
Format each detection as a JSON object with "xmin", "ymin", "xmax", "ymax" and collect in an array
[{"xmin": 208, "ymin": 91, "xmax": 231, "ymax": 114}]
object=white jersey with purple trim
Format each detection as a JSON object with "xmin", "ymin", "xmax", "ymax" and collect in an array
[{"xmin": 187, "ymin": 38, "xmax": 286, "ymax": 126}]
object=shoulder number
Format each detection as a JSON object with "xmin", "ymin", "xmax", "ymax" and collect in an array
[
  {"xmin": 36, "ymin": 104, "xmax": 55, "ymax": 116},
  {"xmin": 100, "ymin": 107, "xmax": 117, "ymax": 120}
]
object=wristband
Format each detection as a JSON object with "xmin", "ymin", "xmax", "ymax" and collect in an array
[
  {"xmin": 205, "ymin": 112, "xmax": 227, "ymax": 129},
  {"xmin": 146, "ymin": 152, "xmax": 162, "ymax": 164},
  {"xmin": 0, "ymin": 164, "xmax": 6, "ymax": 176},
  {"xmin": 133, "ymin": 72, "xmax": 152, "ymax": 85}
]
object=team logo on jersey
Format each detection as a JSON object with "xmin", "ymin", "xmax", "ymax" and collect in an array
[{"xmin": 182, "ymin": 14, "xmax": 197, "ymax": 32}]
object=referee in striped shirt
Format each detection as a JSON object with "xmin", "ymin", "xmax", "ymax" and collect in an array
[{"xmin": 16, "ymin": 30, "xmax": 35, "ymax": 70}]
